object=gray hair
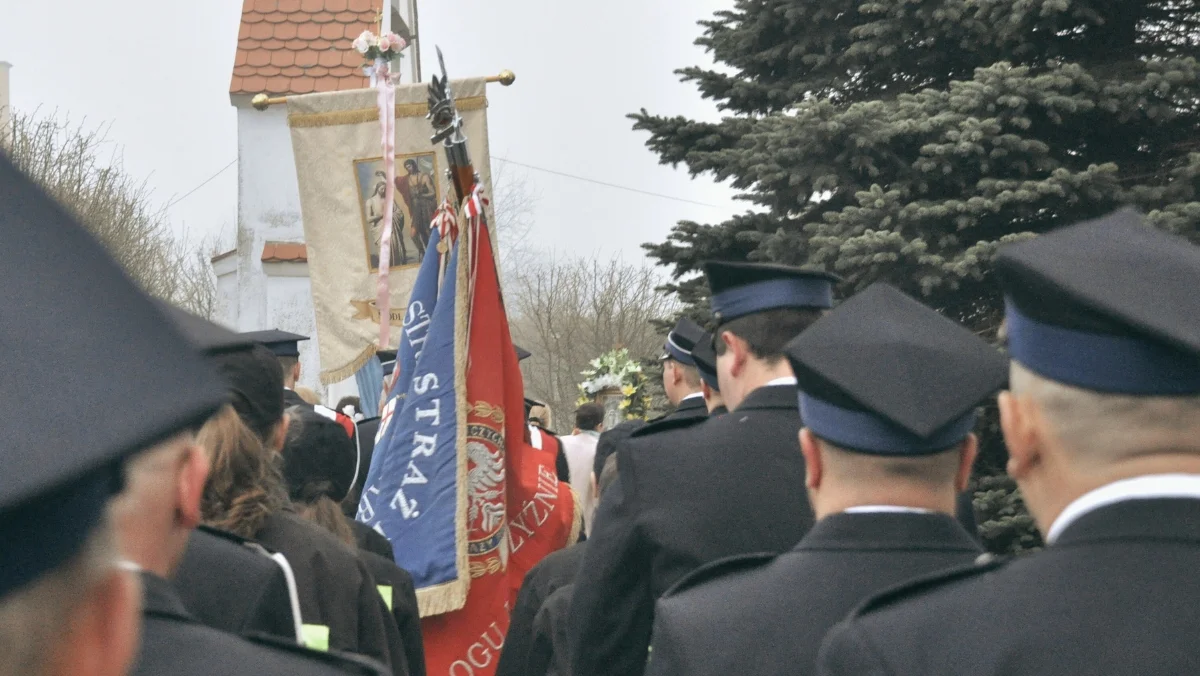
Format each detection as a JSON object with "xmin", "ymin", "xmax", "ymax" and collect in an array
[{"xmin": 1010, "ymin": 362, "xmax": 1200, "ymax": 462}]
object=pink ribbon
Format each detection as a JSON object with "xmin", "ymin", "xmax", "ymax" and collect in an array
[{"xmin": 373, "ymin": 59, "xmax": 397, "ymax": 351}]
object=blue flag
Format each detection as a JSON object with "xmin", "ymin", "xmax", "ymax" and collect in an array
[
  {"xmin": 395, "ymin": 228, "xmax": 444, "ymax": 399},
  {"xmin": 358, "ymin": 231, "xmax": 464, "ymax": 600}
]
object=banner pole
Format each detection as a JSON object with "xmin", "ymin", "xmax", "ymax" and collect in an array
[{"xmin": 250, "ymin": 70, "xmax": 515, "ymax": 111}]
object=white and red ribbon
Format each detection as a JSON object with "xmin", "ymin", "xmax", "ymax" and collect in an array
[{"xmin": 370, "ymin": 58, "xmax": 398, "ymax": 351}]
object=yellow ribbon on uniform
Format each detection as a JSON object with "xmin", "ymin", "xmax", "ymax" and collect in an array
[
  {"xmin": 378, "ymin": 584, "xmax": 394, "ymax": 611},
  {"xmin": 301, "ymin": 624, "xmax": 330, "ymax": 652}
]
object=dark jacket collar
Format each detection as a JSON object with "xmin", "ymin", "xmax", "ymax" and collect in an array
[
  {"xmin": 1056, "ymin": 497, "xmax": 1200, "ymax": 546},
  {"xmin": 142, "ymin": 571, "xmax": 194, "ymax": 622},
  {"xmin": 733, "ymin": 383, "xmax": 798, "ymax": 413},
  {"xmin": 283, "ymin": 388, "xmax": 309, "ymax": 408},
  {"xmin": 795, "ymin": 512, "xmax": 981, "ymax": 553},
  {"xmin": 674, "ymin": 395, "xmax": 707, "ymax": 415}
]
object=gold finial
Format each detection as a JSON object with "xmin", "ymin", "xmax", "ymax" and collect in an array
[
  {"xmin": 251, "ymin": 93, "xmax": 271, "ymax": 111},
  {"xmin": 497, "ymin": 69, "xmax": 516, "ymax": 86}
]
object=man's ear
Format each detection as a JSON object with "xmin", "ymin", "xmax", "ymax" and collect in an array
[
  {"xmin": 720, "ymin": 331, "xmax": 750, "ymax": 379},
  {"xmin": 177, "ymin": 444, "xmax": 210, "ymax": 530},
  {"xmin": 955, "ymin": 433, "xmax": 979, "ymax": 493},
  {"xmin": 799, "ymin": 429, "xmax": 823, "ymax": 490},
  {"xmin": 1000, "ymin": 391, "xmax": 1041, "ymax": 480},
  {"xmin": 292, "ymin": 361, "xmax": 302, "ymax": 383}
]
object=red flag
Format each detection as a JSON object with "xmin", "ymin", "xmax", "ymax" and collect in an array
[{"xmin": 420, "ymin": 219, "xmax": 580, "ymax": 676}]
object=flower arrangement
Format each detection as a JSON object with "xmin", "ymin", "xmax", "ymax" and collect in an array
[
  {"xmin": 577, "ymin": 348, "xmax": 652, "ymax": 420},
  {"xmin": 352, "ymin": 30, "xmax": 408, "ymax": 62}
]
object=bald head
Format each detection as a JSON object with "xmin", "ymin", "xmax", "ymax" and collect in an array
[{"xmin": 800, "ymin": 430, "xmax": 976, "ymax": 519}]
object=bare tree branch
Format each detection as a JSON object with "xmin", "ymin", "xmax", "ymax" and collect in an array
[
  {"xmin": 490, "ymin": 161, "xmax": 538, "ymax": 282},
  {"xmin": 4, "ymin": 110, "xmax": 216, "ymax": 316},
  {"xmin": 509, "ymin": 253, "xmax": 678, "ymax": 427}
]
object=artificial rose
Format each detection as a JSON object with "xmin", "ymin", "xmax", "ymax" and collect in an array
[
  {"xmin": 352, "ymin": 30, "xmax": 374, "ymax": 54},
  {"xmin": 385, "ymin": 32, "xmax": 407, "ymax": 51}
]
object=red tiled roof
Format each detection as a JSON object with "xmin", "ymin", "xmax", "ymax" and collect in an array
[
  {"xmin": 230, "ymin": 0, "xmax": 380, "ymax": 96},
  {"xmin": 261, "ymin": 241, "xmax": 309, "ymax": 262}
]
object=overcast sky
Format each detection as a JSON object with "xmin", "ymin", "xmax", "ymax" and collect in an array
[{"xmin": 2, "ymin": 0, "xmax": 740, "ymax": 262}]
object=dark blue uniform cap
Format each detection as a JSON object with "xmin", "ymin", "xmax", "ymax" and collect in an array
[
  {"xmin": 996, "ymin": 208, "xmax": 1200, "ymax": 395},
  {"xmin": 153, "ymin": 300, "xmax": 254, "ymax": 357},
  {"xmin": 241, "ymin": 329, "xmax": 309, "ymax": 358},
  {"xmin": 377, "ymin": 349, "xmax": 397, "ymax": 377},
  {"xmin": 691, "ymin": 332, "xmax": 720, "ymax": 392},
  {"xmin": 0, "ymin": 156, "xmax": 227, "ymax": 599},
  {"xmin": 785, "ymin": 284, "xmax": 1007, "ymax": 456},
  {"xmin": 704, "ymin": 261, "xmax": 839, "ymax": 322},
  {"xmin": 660, "ymin": 318, "xmax": 706, "ymax": 366},
  {"xmin": 515, "ymin": 344, "xmax": 532, "ymax": 362}
]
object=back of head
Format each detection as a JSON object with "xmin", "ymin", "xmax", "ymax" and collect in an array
[
  {"xmin": 0, "ymin": 150, "xmax": 225, "ymax": 676},
  {"xmin": 1009, "ymin": 362, "xmax": 1200, "ymax": 463},
  {"xmin": 211, "ymin": 345, "xmax": 285, "ymax": 443},
  {"xmin": 704, "ymin": 261, "xmax": 837, "ymax": 365},
  {"xmin": 997, "ymin": 209, "xmax": 1200, "ymax": 467},
  {"xmin": 278, "ymin": 355, "xmax": 299, "ymax": 386},
  {"xmin": 575, "ymin": 403, "xmax": 605, "ymax": 432},
  {"xmin": 529, "ymin": 405, "xmax": 553, "ymax": 431},
  {"xmin": 715, "ymin": 308, "xmax": 826, "ymax": 363},
  {"xmin": 785, "ymin": 284, "xmax": 1006, "ymax": 516},
  {"xmin": 336, "ymin": 396, "xmax": 362, "ymax": 418},
  {"xmin": 197, "ymin": 405, "xmax": 289, "ymax": 539},
  {"xmin": 281, "ymin": 407, "xmax": 357, "ymax": 546}
]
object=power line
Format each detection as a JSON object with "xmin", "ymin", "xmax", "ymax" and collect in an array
[
  {"xmin": 165, "ymin": 159, "xmax": 236, "ymax": 209},
  {"xmin": 163, "ymin": 156, "xmax": 730, "ymax": 211},
  {"xmin": 492, "ymin": 155, "xmax": 730, "ymax": 209}
]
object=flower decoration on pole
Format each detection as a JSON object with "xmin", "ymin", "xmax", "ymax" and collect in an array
[
  {"xmin": 352, "ymin": 30, "xmax": 408, "ymax": 64},
  {"xmin": 350, "ymin": 29, "xmax": 407, "ymax": 350},
  {"xmin": 577, "ymin": 348, "xmax": 651, "ymax": 421}
]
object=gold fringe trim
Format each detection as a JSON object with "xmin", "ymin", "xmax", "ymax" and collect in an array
[
  {"xmin": 415, "ymin": 578, "xmax": 469, "ymax": 618},
  {"xmin": 289, "ymin": 96, "xmax": 487, "ymax": 129},
  {"xmin": 319, "ymin": 343, "xmax": 378, "ymax": 385}
]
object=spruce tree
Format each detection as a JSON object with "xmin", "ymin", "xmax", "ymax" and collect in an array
[{"xmin": 635, "ymin": 1, "xmax": 1200, "ymax": 553}]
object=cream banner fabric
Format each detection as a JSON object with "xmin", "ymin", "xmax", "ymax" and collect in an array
[{"xmin": 287, "ymin": 78, "xmax": 494, "ymax": 383}]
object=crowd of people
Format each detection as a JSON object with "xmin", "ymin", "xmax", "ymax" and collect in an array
[
  {"xmin": 498, "ymin": 210, "xmax": 1200, "ymax": 676},
  {"xmin": 6, "ymin": 145, "xmax": 1200, "ymax": 676}
]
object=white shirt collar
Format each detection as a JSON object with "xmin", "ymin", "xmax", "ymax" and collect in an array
[
  {"xmin": 681, "ymin": 392, "xmax": 705, "ymax": 403},
  {"xmin": 842, "ymin": 505, "xmax": 933, "ymax": 515},
  {"xmin": 765, "ymin": 376, "xmax": 798, "ymax": 387},
  {"xmin": 528, "ymin": 423, "xmax": 543, "ymax": 450},
  {"xmin": 1046, "ymin": 473, "xmax": 1200, "ymax": 544}
]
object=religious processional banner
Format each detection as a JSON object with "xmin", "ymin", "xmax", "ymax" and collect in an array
[
  {"xmin": 359, "ymin": 209, "xmax": 580, "ymax": 675},
  {"xmin": 286, "ymin": 78, "xmax": 495, "ymax": 383}
]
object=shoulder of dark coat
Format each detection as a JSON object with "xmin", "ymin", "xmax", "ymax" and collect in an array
[
  {"xmin": 630, "ymin": 414, "xmax": 706, "ymax": 439},
  {"xmin": 196, "ymin": 523, "xmax": 251, "ymax": 545},
  {"xmin": 661, "ymin": 552, "xmax": 777, "ymax": 599},
  {"xmin": 243, "ymin": 632, "xmax": 391, "ymax": 675},
  {"xmin": 847, "ymin": 553, "xmax": 1009, "ymax": 619}
]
